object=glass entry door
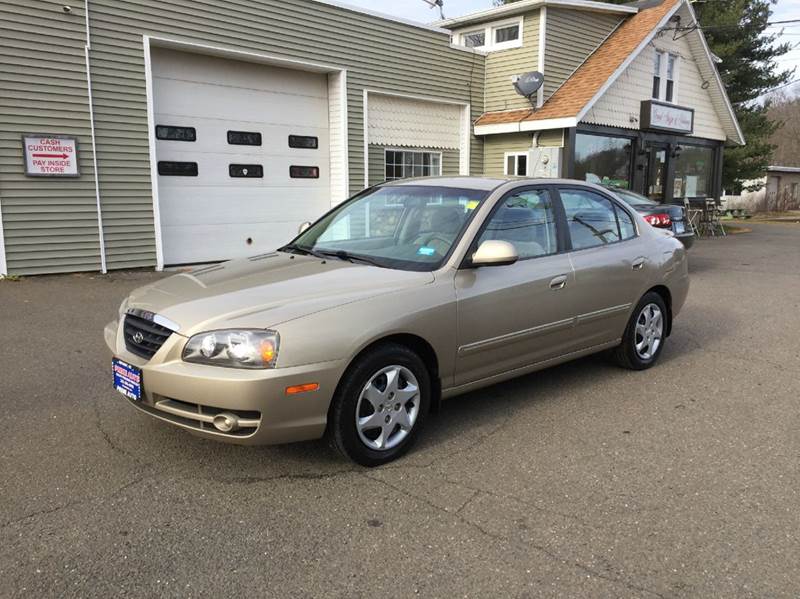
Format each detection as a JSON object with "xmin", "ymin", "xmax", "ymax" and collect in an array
[{"xmin": 643, "ymin": 144, "xmax": 668, "ymax": 203}]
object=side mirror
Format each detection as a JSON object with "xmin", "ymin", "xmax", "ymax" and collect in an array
[
  {"xmin": 298, "ymin": 221, "xmax": 312, "ymax": 234},
  {"xmin": 470, "ymin": 240, "xmax": 519, "ymax": 267}
]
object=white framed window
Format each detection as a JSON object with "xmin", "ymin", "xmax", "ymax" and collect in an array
[
  {"xmin": 504, "ymin": 152, "xmax": 528, "ymax": 176},
  {"xmin": 652, "ymin": 50, "xmax": 679, "ymax": 103},
  {"xmin": 385, "ymin": 149, "xmax": 442, "ymax": 181},
  {"xmin": 457, "ymin": 18, "xmax": 523, "ymax": 52}
]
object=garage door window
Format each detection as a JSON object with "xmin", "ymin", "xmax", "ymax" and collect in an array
[
  {"xmin": 290, "ymin": 165, "xmax": 320, "ymax": 179},
  {"xmin": 227, "ymin": 131, "xmax": 262, "ymax": 146},
  {"xmin": 156, "ymin": 125, "xmax": 196, "ymax": 142},
  {"xmin": 158, "ymin": 161, "xmax": 198, "ymax": 176},
  {"xmin": 385, "ymin": 150, "xmax": 442, "ymax": 181},
  {"xmin": 229, "ymin": 164, "xmax": 263, "ymax": 178},
  {"xmin": 289, "ymin": 135, "xmax": 318, "ymax": 149}
]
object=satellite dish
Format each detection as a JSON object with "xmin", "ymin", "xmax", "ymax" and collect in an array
[
  {"xmin": 421, "ymin": 0, "xmax": 445, "ymax": 19},
  {"xmin": 512, "ymin": 71, "xmax": 544, "ymax": 104}
]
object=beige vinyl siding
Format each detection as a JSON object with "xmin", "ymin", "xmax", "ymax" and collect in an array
[
  {"xmin": 368, "ymin": 145, "xmax": 460, "ymax": 187},
  {"xmin": 483, "ymin": 133, "xmax": 533, "ymax": 177},
  {"xmin": 538, "ymin": 128, "xmax": 564, "ymax": 147},
  {"xmin": 0, "ymin": 0, "xmax": 101, "ymax": 275},
  {"xmin": 453, "ymin": 12, "xmax": 540, "ymax": 113},
  {"xmin": 2, "ymin": 0, "xmax": 485, "ymax": 274},
  {"xmin": 543, "ymin": 8, "xmax": 622, "ymax": 100},
  {"xmin": 582, "ymin": 7, "xmax": 727, "ymax": 142}
]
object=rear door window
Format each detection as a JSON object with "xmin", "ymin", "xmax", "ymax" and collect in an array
[{"xmin": 559, "ymin": 189, "xmax": 621, "ymax": 250}]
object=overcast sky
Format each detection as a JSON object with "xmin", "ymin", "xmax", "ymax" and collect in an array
[{"xmin": 341, "ymin": 0, "xmax": 799, "ymax": 97}]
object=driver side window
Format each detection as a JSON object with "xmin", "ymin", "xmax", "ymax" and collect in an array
[{"xmin": 477, "ymin": 189, "xmax": 557, "ymax": 259}]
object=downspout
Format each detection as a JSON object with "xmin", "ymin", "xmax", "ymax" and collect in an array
[{"xmin": 84, "ymin": 0, "xmax": 107, "ymax": 273}]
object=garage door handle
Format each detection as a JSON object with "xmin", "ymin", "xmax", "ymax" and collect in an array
[
  {"xmin": 632, "ymin": 257, "xmax": 646, "ymax": 271},
  {"xmin": 550, "ymin": 275, "xmax": 568, "ymax": 290}
]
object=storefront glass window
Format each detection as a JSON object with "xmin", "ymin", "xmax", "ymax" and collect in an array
[
  {"xmin": 674, "ymin": 145, "xmax": 713, "ymax": 199},
  {"xmin": 575, "ymin": 134, "xmax": 633, "ymax": 189}
]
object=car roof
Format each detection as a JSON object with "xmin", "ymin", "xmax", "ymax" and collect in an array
[{"xmin": 381, "ymin": 176, "xmax": 624, "ymax": 195}]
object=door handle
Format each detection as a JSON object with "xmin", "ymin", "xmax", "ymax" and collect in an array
[
  {"xmin": 632, "ymin": 257, "xmax": 646, "ymax": 271},
  {"xmin": 550, "ymin": 275, "xmax": 568, "ymax": 290}
]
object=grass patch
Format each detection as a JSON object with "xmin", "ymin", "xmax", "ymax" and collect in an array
[{"xmin": 0, "ymin": 274, "xmax": 22, "ymax": 282}]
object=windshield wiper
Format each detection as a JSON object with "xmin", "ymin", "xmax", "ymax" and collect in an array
[
  {"xmin": 316, "ymin": 249, "xmax": 385, "ymax": 268},
  {"xmin": 279, "ymin": 243, "xmax": 327, "ymax": 259}
]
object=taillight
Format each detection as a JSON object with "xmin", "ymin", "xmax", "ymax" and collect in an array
[{"xmin": 644, "ymin": 213, "xmax": 672, "ymax": 228}]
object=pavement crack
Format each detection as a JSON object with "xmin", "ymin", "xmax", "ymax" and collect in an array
[{"xmin": 363, "ymin": 472, "xmax": 666, "ymax": 599}]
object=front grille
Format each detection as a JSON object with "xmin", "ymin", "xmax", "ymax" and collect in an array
[{"xmin": 123, "ymin": 313, "xmax": 173, "ymax": 359}]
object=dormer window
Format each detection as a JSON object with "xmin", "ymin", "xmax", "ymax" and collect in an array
[
  {"xmin": 652, "ymin": 50, "xmax": 678, "ymax": 103},
  {"xmin": 458, "ymin": 18, "xmax": 523, "ymax": 52},
  {"xmin": 463, "ymin": 29, "xmax": 486, "ymax": 49}
]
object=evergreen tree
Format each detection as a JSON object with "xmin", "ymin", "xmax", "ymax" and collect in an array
[{"xmin": 492, "ymin": 0, "xmax": 794, "ymax": 191}]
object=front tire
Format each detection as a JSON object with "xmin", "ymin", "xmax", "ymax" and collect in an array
[
  {"xmin": 613, "ymin": 292, "xmax": 668, "ymax": 370},
  {"xmin": 329, "ymin": 344, "xmax": 431, "ymax": 467}
]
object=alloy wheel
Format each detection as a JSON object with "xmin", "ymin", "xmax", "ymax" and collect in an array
[
  {"xmin": 355, "ymin": 365, "xmax": 420, "ymax": 451},
  {"xmin": 635, "ymin": 303, "xmax": 664, "ymax": 361}
]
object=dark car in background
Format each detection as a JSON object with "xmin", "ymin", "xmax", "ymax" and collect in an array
[{"xmin": 605, "ymin": 187, "xmax": 695, "ymax": 249}]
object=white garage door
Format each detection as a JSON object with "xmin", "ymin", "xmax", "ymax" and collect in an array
[{"xmin": 152, "ymin": 48, "xmax": 331, "ymax": 265}]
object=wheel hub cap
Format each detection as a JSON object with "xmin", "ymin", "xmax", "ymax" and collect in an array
[
  {"xmin": 634, "ymin": 303, "xmax": 664, "ymax": 361},
  {"xmin": 355, "ymin": 365, "xmax": 420, "ymax": 451}
]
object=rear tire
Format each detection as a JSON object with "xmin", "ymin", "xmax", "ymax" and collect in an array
[
  {"xmin": 613, "ymin": 292, "xmax": 668, "ymax": 370},
  {"xmin": 329, "ymin": 344, "xmax": 430, "ymax": 467}
]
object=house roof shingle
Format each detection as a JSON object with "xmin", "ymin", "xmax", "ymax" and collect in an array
[{"xmin": 474, "ymin": 0, "xmax": 681, "ymax": 127}]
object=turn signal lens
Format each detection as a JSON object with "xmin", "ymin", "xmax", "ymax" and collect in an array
[
  {"xmin": 285, "ymin": 383, "xmax": 320, "ymax": 395},
  {"xmin": 259, "ymin": 339, "xmax": 276, "ymax": 363}
]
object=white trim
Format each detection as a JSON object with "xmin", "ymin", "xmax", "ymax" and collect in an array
[
  {"xmin": 85, "ymin": 1, "xmax": 106, "ymax": 273},
  {"xmin": 575, "ymin": 1, "xmax": 683, "ymax": 125},
  {"xmin": 340, "ymin": 71, "xmax": 350, "ymax": 200},
  {"xmin": 504, "ymin": 151, "xmax": 529, "ymax": 176},
  {"xmin": 537, "ymin": 7, "xmax": 547, "ymax": 108},
  {"xmin": 437, "ymin": 0, "xmax": 636, "ymax": 29},
  {"xmin": 143, "ymin": 37, "xmax": 164, "ymax": 271},
  {"xmin": 363, "ymin": 89, "xmax": 471, "ymax": 185},
  {"xmin": 363, "ymin": 89, "xmax": 370, "ymax": 189},
  {"xmin": 460, "ymin": 105, "xmax": 471, "ymax": 175},
  {"xmin": 683, "ymin": 1, "xmax": 745, "ymax": 145},
  {"xmin": 383, "ymin": 148, "xmax": 444, "ymax": 181},
  {"xmin": 0, "ymin": 196, "xmax": 7, "ymax": 277},
  {"xmin": 474, "ymin": 117, "xmax": 577, "ymax": 136}
]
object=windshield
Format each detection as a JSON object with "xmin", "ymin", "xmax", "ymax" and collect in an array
[
  {"xmin": 284, "ymin": 185, "xmax": 489, "ymax": 271},
  {"xmin": 608, "ymin": 187, "xmax": 658, "ymax": 206}
]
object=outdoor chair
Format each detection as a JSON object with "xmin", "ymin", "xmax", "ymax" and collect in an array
[{"xmin": 684, "ymin": 199, "xmax": 702, "ymax": 237}]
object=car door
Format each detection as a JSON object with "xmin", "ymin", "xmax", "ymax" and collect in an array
[
  {"xmin": 453, "ymin": 187, "xmax": 581, "ymax": 387},
  {"xmin": 557, "ymin": 186, "xmax": 647, "ymax": 348}
]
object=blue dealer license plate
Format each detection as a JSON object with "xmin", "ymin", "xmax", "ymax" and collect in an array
[{"xmin": 112, "ymin": 358, "xmax": 142, "ymax": 401}]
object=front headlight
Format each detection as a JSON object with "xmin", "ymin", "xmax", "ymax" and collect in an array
[{"xmin": 182, "ymin": 330, "xmax": 280, "ymax": 369}]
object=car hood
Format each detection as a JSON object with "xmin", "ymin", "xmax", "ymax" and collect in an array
[{"xmin": 126, "ymin": 253, "xmax": 434, "ymax": 335}]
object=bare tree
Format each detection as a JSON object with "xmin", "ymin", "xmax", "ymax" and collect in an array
[{"xmin": 768, "ymin": 92, "xmax": 800, "ymax": 167}]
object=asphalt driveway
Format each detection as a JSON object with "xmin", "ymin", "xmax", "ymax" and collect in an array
[{"xmin": 1, "ymin": 223, "xmax": 799, "ymax": 598}]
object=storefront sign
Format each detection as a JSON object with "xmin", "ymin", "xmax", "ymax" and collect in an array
[
  {"xmin": 22, "ymin": 135, "xmax": 79, "ymax": 177},
  {"xmin": 640, "ymin": 101, "xmax": 694, "ymax": 134}
]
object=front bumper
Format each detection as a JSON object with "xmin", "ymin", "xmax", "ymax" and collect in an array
[{"xmin": 105, "ymin": 319, "xmax": 346, "ymax": 445}]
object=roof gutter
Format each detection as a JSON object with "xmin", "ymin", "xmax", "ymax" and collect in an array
[{"xmin": 437, "ymin": 0, "xmax": 637, "ymax": 29}]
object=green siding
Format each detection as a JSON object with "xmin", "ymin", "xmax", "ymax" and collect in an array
[
  {"xmin": 453, "ymin": 12, "xmax": 540, "ymax": 113},
  {"xmin": 483, "ymin": 133, "xmax": 533, "ymax": 177},
  {"xmin": 369, "ymin": 145, "xmax": 460, "ymax": 187},
  {"xmin": 543, "ymin": 8, "xmax": 622, "ymax": 99},
  {"xmin": 1, "ymin": 0, "xmax": 485, "ymax": 274},
  {"xmin": 0, "ymin": 0, "xmax": 102, "ymax": 275},
  {"xmin": 538, "ymin": 129, "xmax": 564, "ymax": 147}
]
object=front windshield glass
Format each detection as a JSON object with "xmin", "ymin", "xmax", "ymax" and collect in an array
[{"xmin": 285, "ymin": 185, "xmax": 489, "ymax": 271}]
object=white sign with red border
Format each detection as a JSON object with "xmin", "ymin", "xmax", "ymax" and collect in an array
[{"xmin": 22, "ymin": 135, "xmax": 80, "ymax": 177}]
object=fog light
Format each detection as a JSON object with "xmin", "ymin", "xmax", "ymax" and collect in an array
[{"xmin": 212, "ymin": 412, "xmax": 239, "ymax": 433}]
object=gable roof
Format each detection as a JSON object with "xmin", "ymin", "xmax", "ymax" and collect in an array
[
  {"xmin": 436, "ymin": 0, "xmax": 636, "ymax": 29},
  {"xmin": 473, "ymin": 0, "xmax": 744, "ymax": 145}
]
